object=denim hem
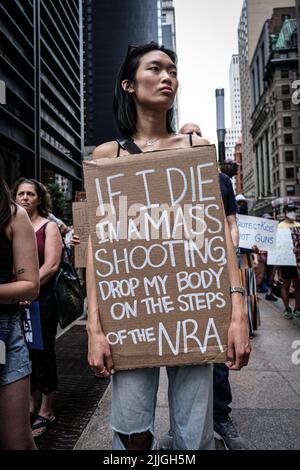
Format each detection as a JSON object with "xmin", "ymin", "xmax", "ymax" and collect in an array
[{"xmin": 0, "ymin": 363, "xmax": 31, "ymax": 387}]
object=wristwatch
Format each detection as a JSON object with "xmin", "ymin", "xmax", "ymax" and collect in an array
[{"xmin": 230, "ymin": 287, "xmax": 245, "ymax": 296}]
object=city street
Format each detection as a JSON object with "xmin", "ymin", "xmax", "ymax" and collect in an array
[{"xmin": 38, "ymin": 295, "xmax": 300, "ymax": 451}]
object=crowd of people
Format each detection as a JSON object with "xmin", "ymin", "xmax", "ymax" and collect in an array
[{"xmin": 0, "ymin": 40, "xmax": 299, "ymax": 451}]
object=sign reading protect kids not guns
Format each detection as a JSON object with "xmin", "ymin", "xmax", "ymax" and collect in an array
[{"xmin": 83, "ymin": 146, "xmax": 231, "ymax": 370}]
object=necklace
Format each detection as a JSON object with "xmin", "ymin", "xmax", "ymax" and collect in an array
[{"xmin": 146, "ymin": 138, "xmax": 160, "ymax": 146}]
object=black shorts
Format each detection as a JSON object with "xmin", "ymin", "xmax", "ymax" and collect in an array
[{"xmin": 281, "ymin": 266, "xmax": 298, "ymax": 280}]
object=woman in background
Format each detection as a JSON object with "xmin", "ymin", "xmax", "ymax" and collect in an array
[{"xmin": 13, "ymin": 178, "xmax": 62, "ymax": 438}]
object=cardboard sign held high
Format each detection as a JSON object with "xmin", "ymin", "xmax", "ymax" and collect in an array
[
  {"xmin": 72, "ymin": 202, "xmax": 89, "ymax": 268},
  {"xmin": 83, "ymin": 146, "xmax": 231, "ymax": 370}
]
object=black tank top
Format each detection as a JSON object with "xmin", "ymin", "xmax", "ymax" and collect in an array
[{"xmin": 0, "ymin": 229, "xmax": 14, "ymax": 284}]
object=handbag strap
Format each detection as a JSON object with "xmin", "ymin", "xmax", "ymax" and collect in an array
[
  {"xmin": 61, "ymin": 237, "xmax": 81, "ymax": 282},
  {"xmin": 116, "ymin": 138, "xmax": 143, "ymax": 155}
]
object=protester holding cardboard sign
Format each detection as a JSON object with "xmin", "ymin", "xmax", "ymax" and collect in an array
[{"xmin": 86, "ymin": 42, "xmax": 251, "ymax": 451}]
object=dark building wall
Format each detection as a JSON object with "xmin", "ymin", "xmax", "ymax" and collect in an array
[
  {"xmin": 85, "ymin": 0, "xmax": 160, "ymax": 146},
  {"xmin": 162, "ymin": 24, "xmax": 173, "ymax": 50},
  {"xmin": 297, "ymin": 0, "xmax": 300, "ymax": 77},
  {"xmin": 0, "ymin": 0, "xmax": 35, "ymax": 186},
  {"xmin": 0, "ymin": 0, "xmax": 83, "ymax": 192}
]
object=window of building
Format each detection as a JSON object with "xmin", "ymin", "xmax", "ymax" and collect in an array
[
  {"xmin": 282, "ymin": 85, "xmax": 290, "ymax": 95},
  {"xmin": 284, "ymin": 134, "xmax": 293, "ymax": 144},
  {"xmin": 252, "ymin": 69, "xmax": 256, "ymax": 105},
  {"xmin": 285, "ymin": 150, "xmax": 294, "ymax": 162},
  {"xmin": 256, "ymin": 56, "xmax": 261, "ymax": 96},
  {"xmin": 283, "ymin": 116, "xmax": 292, "ymax": 127},
  {"xmin": 282, "ymin": 100, "xmax": 290, "ymax": 110},
  {"xmin": 281, "ymin": 69, "xmax": 289, "ymax": 79},
  {"xmin": 286, "ymin": 168, "xmax": 294, "ymax": 178},
  {"xmin": 286, "ymin": 185, "xmax": 295, "ymax": 196}
]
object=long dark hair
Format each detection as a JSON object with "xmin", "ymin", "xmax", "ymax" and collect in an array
[
  {"xmin": 113, "ymin": 42, "xmax": 177, "ymax": 138},
  {"xmin": 12, "ymin": 178, "xmax": 52, "ymax": 217},
  {"xmin": 0, "ymin": 156, "xmax": 17, "ymax": 231}
]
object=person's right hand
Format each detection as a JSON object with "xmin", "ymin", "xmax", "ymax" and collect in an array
[{"xmin": 88, "ymin": 330, "xmax": 114, "ymax": 378}]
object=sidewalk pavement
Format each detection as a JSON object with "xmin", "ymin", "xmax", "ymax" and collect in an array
[{"xmin": 74, "ymin": 295, "xmax": 300, "ymax": 450}]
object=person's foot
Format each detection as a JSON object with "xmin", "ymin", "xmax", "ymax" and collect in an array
[
  {"xmin": 293, "ymin": 308, "xmax": 300, "ymax": 319},
  {"xmin": 265, "ymin": 293, "xmax": 278, "ymax": 301},
  {"xmin": 32, "ymin": 414, "xmax": 55, "ymax": 438},
  {"xmin": 214, "ymin": 418, "xmax": 248, "ymax": 450},
  {"xmin": 283, "ymin": 307, "xmax": 293, "ymax": 319}
]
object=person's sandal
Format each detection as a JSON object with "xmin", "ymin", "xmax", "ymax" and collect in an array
[{"xmin": 31, "ymin": 415, "xmax": 55, "ymax": 438}]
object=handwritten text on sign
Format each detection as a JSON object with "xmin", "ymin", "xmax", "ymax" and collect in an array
[
  {"xmin": 267, "ymin": 229, "xmax": 297, "ymax": 266},
  {"xmin": 84, "ymin": 147, "xmax": 231, "ymax": 369},
  {"xmin": 237, "ymin": 215, "xmax": 278, "ymax": 251},
  {"xmin": 72, "ymin": 202, "xmax": 89, "ymax": 268}
]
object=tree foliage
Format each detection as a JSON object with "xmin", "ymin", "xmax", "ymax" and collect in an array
[{"xmin": 47, "ymin": 181, "xmax": 67, "ymax": 218}]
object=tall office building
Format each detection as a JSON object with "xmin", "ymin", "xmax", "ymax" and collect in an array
[
  {"xmin": 225, "ymin": 55, "xmax": 242, "ymax": 162},
  {"xmin": 225, "ymin": 128, "xmax": 241, "ymax": 160},
  {"xmin": 0, "ymin": 0, "xmax": 84, "ymax": 194},
  {"xmin": 229, "ymin": 55, "xmax": 242, "ymax": 129},
  {"xmin": 250, "ymin": 8, "xmax": 299, "ymax": 215},
  {"xmin": 84, "ymin": 0, "xmax": 162, "ymax": 152},
  {"xmin": 161, "ymin": 0, "xmax": 176, "ymax": 51},
  {"xmin": 238, "ymin": 0, "xmax": 295, "ymax": 198}
]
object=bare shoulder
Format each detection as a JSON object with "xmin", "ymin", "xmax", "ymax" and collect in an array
[
  {"xmin": 92, "ymin": 141, "xmax": 118, "ymax": 160},
  {"xmin": 12, "ymin": 205, "xmax": 30, "ymax": 225},
  {"xmin": 46, "ymin": 220, "xmax": 60, "ymax": 234},
  {"xmin": 190, "ymin": 135, "xmax": 211, "ymax": 146},
  {"xmin": 10, "ymin": 205, "xmax": 32, "ymax": 239},
  {"xmin": 175, "ymin": 134, "xmax": 211, "ymax": 147}
]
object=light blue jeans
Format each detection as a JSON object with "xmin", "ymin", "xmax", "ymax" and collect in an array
[
  {"xmin": 111, "ymin": 364, "xmax": 214, "ymax": 450},
  {"xmin": 0, "ymin": 313, "xmax": 31, "ymax": 386}
]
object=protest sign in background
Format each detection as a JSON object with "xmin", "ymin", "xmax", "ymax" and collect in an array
[
  {"xmin": 72, "ymin": 202, "xmax": 89, "ymax": 267},
  {"xmin": 237, "ymin": 215, "xmax": 278, "ymax": 251},
  {"xmin": 267, "ymin": 229, "xmax": 297, "ymax": 266},
  {"xmin": 290, "ymin": 227, "xmax": 300, "ymax": 278},
  {"xmin": 84, "ymin": 146, "xmax": 231, "ymax": 370}
]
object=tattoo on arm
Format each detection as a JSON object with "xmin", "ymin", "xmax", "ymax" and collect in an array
[{"xmin": 16, "ymin": 268, "xmax": 25, "ymax": 275}]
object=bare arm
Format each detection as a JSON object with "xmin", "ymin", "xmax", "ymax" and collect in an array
[
  {"xmin": 224, "ymin": 216, "xmax": 251, "ymax": 370},
  {"xmin": 86, "ymin": 236, "xmax": 114, "ymax": 376},
  {"xmin": 39, "ymin": 221, "xmax": 62, "ymax": 286},
  {"xmin": 226, "ymin": 214, "xmax": 239, "ymax": 248},
  {"xmin": 0, "ymin": 207, "xmax": 39, "ymax": 304}
]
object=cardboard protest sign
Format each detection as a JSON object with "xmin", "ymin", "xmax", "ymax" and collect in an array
[
  {"xmin": 237, "ymin": 215, "xmax": 278, "ymax": 251},
  {"xmin": 72, "ymin": 202, "xmax": 89, "ymax": 267},
  {"xmin": 83, "ymin": 146, "xmax": 231, "ymax": 370},
  {"xmin": 290, "ymin": 227, "xmax": 300, "ymax": 278},
  {"xmin": 267, "ymin": 229, "xmax": 297, "ymax": 266}
]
